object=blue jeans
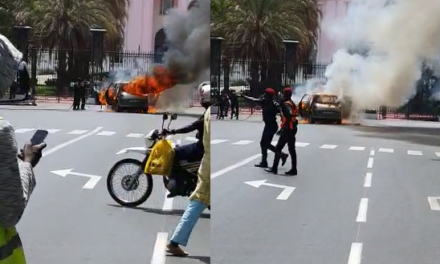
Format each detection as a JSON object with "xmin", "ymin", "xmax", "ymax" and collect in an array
[{"xmin": 170, "ymin": 200, "xmax": 207, "ymax": 246}]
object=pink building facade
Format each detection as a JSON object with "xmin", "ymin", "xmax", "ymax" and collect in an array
[
  {"xmin": 316, "ymin": 0, "xmax": 351, "ymax": 63},
  {"xmin": 123, "ymin": 0, "xmax": 193, "ymax": 53},
  {"xmin": 123, "ymin": 0, "xmax": 349, "ymax": 63}
]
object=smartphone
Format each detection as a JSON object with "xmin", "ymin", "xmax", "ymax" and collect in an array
[{"xmin": 30, "ymin": 130, "xmax": 48, "ymax": 146}]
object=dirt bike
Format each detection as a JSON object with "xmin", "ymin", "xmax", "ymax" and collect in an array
[{"xmin": 106, "ymin": 113, "xmax": 205, "ymax": 208}]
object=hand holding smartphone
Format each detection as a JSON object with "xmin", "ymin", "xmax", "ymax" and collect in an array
[
  {"xmin": 30, "ymin": 130, "xmax": 48, "ymax": 146},
  {"xmin": 17, "ymin": 130, "xmax": 48, "ymax": 167}
]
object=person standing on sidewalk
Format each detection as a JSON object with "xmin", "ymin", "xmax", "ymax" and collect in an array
[
  {"xmin": 166, "ymin": 105, "xmax": 210, "ymax": 257},
  {"xmin": 72, "ymin": 78, "xmax": 87, "ymax": 110},
  {"xmin": 17, "ymin": 61, "xmax": 30, "ymax": 99},
  {"xmin": 229, "ymin": 90, "xmax": 239, "ymax": 120}
]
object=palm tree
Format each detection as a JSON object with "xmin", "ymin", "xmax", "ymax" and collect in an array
[
  {"xmin": 15, "ymin": 0, "xmax": 128, "ymax": 87},
  {"xmin": 102, "ymin": 0, "xmax": 130, "ymax": 51},
  {"xmin": 211, "ymin": 0, "xmax": 321, "ymax": 93}
]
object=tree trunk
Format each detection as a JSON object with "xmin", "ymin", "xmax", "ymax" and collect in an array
[
  {"xmin": 56, "ymin": 49, "xmax": 67, "ymax": 97},
  {"xmin": 248, "ymin": 61, "xmax": 260, "ymax": 97},
  {"xmin": 223, "ymin": 59, "xmax": 230, "ymax": 92}
]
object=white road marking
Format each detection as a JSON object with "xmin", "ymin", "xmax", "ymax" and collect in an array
[
  {"xmin": 211, "ymin": 139, "xmax": 228, "ymax": 144},
  {"xmin": 369, "ymin": 150, "xmax": 375, "ymax": 156},
  {"xmin": 185, "ymin": 136, "xmax": 198, "ymax": 142},
  {"xmin": 68, "ymin": 130, "xmax": 88, "ymax": 135},
  {"xmin": 150, "ymin": 232, "xmax": 168, "ymax": 264},
  {"xmin": 46, "ymin": 129, "xmax": 61, "ymax": 134},
  {"xmin": 436, "ymin": 152, "xmax": 440, "ymax": 157},
  {"xmin": 232, "ymin": 140, "xmax": 254, "ymax": 145},
  {"xmin": 349, "ymin": 146, "xmax": 365, "ymax": 151},
  {"xmin": 245, "ymin": 180, "xmax": 295, "ymax": 200},
  {"xmin": 407, "ymin": 150, "xmax": 422, "ymax": 156},
  {"xmin": 378, "ymin": 148, "xmax": 394, "ymax": 153},
  {"xmin": 356, "ymin": 198, "xmax": 368, "ymax": 222},
  {"xmin": 367, "ymin": 157, "xmax": 374, "ymax": 169},
  {"xmin": 296, "ymin": 142, "xmax": 309, "ymax": 147},
  {"xmin": 347, "ymin": 242, "xmax": 363, "ymax": 264},
  {"xmin": 96, "ymin": 131, "xmax": 116, "ymax": 136},
  {"xmin": 427, "ymin": 197, "xmax": 440, "ymax": 211},
  {"xmin": 212, "ymin": 154, "xmax": 262, "ymax": 179},
  {"xmin": 162, "ymin": 191, "xmax": 174, "ymax": 211},
  {"xmin": 43, "ymin": 127, "xmax": 103, "ymax": 157},
  {"xmin": 14, "ymin": 128, "xmax": 34, "ymax": 133},
  {"xmin": 126, "ymin": 133, "xmax": 144, "ymax": 138},
  {"xmin": 320, "ymin": 144, "xmax": 337, "ymax": 149},
  {"xmin": 364, "ymin": 173, "xmax": 372, "ymax": 187}
]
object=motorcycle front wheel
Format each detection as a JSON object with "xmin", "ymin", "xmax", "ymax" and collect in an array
[{"xmin": 107, "ymin": 158, "xmax": 153, "ymax": 207}]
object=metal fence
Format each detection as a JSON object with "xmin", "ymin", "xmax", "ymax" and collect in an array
[
  {"xmin": 213, "ymin": 59, "xmax": 328, "ymax": 91},
  {"xmin": 27, "ymin": 49, "xmax": 166, "ymax": 99},
  {"xmin": 212, "ymin": 58, "xmax": 440, "ymax": 119}
]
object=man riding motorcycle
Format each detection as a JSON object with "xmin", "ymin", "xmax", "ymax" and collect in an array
[{"xmin": 162, "ymin": 83, "xmax": 211, "ymax": 198}]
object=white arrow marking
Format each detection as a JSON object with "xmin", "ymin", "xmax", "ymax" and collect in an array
[
  {"xmin": 115, "ymin": 147, "xmax": 147, "ymax": 154},
  {"xmin": 244, "ymin": 179, "xmax": 295, "ymax": 200},
  {"xmin": 51, "ymin": 168, "xmax": 101, "ymax": 189}
]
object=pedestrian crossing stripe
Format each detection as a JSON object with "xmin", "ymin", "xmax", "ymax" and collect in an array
[{"xmin": 11, "ymin": 127, "xmax": 440, "ymax": 157}]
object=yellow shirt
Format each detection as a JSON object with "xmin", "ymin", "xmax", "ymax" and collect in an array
[{"xmin": 189, "ymin": 107, "xmax": 210, "ymax": 205}]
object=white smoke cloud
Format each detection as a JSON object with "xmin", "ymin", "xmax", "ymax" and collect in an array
[{"xmin": 323, "ymin": 0, "xmax": 440, "ymax": 110}]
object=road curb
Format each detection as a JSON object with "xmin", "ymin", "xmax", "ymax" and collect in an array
[{"xmin": 152, "ymin": 112, "xmax": 202, "ymax": 118}]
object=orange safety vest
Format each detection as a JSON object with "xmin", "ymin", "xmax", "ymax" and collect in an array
[{"xmin": 280, "ymin": 100, "xmax": 297, "ymax": 129}]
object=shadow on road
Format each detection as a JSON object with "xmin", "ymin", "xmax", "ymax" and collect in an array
[
  {"xmin": 167, "ymin": 255, "xmax": 210, "ymax": 263},
  {"xmin": 107, "ymin": 204, "xmax": 211, "ymax": 219},
  {"xmin": 348, "ymin": 125, "xmax": 440, "ymax": 147}
]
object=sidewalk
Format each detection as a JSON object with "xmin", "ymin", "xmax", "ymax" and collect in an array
[{"xmin": 362, "ymin": 119, "xmax": 440, "ymax": 128}]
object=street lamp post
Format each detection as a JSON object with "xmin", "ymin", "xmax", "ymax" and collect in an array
[
  {"xmin": 210, "ymin": 36, "xmax": 224, "ymax": 92},
  {"xmin": 282, "ymin": 39, "xmax": 299, "ymax": 85},
  {"xmin": 90, "ymin": 28, "xmax": 106, "ymax": 84},
  {"xmin": 13, "ymin": 26, "xmax": 32, "ymax": 62}
]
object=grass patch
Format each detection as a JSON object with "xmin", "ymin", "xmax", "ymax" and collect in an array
[{"xmin": 35, "ymin": 85, "xmax": 57, "ymax": 96}]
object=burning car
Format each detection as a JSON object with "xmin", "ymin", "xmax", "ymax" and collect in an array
[
  {"xmin": 298, "ymin": 93, "xmax": 343, "ymax": 124},
  {"xmin": 99, "ymin": 81, "xmax": 158, "ymax": 113}
]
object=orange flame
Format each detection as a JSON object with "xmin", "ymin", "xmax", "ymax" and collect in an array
[
  {"xmin": 123, "ymin": 66, "xmax": 177, "ymax": 96},
  {"xmin": 98, "ymin": 86, "xmax": 116, "ymax": 105},
  {"xmin": 148, "ymin": 106, "xmax": 158, "ymax": 113},
  {"xmin": 98, "ymin": 65, "xmax": 177, "ymax": 113}
]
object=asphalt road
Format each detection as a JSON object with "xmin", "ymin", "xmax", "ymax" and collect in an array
[
  {"xmin": 211, "ymin": 118, "xmax": 440, "ymax": 264},
  {"xmin": 0, "ymin": 109, "xmax": 209, "ymax": 264}
]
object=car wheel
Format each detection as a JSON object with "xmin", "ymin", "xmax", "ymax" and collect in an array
[
  {"xmin": 336, "ymin": 119, "xmax": 342, "ymax": 125},
  {"xmin": 309, "ymin": 115, "xmax": 315, "ymax": 124}
]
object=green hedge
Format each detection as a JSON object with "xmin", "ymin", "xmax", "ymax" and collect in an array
[{"xmin": 35, "ymin": 85, "xmax": 57, "ymax": 96}]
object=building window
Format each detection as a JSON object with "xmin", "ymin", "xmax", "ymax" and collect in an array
[{"xmin": 160, "ymin": 0, "xmax": 175, "ymax": 15}]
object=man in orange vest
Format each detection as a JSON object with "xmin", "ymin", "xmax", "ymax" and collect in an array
[
  {"xmin": 241, "ymin": 88, "xmax": 288, "ymax": 168},
  {"xmin": 265, "ymin": 87, "xmax": 298, "ymax": 175}
]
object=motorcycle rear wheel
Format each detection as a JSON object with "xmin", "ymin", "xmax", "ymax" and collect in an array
[{"xmin": 107, "ymin": 158, "xmax": 153, "ymax": 207}]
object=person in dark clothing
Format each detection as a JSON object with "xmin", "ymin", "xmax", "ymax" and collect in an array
[
  {"xmin": 223, "ymin": 93, "xmax": 230, "ymax": 117},
  {"xmin": 162, "ymin": 91, "xmax": 210, "ymax": 198},
  {"xmin": 266, "ymin": 87, "xmax": 298, "ymax": 176},
  {"xmin": 17, "ymin": 61, "xmax": 30, "ymax": 99},
  {"xmin": 216, "ymin": 93, "xmax": 224, "ymax": 119},
  {"xmin": 9, "ymin": 81, "xmax": 18, "ymax": 99},
  {"xmin": 73, "ymin": 79, "xmax": 87, "ymax": 110},
  {"xmin": 241, "ymin": 88, "xmax": 288, "ymax": 168},
  {"xmin": 229, "ymin": 90, "xmax": 239, "ymax": 120}
]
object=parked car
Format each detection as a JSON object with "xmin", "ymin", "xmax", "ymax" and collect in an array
[
  {"xmin": 104, "ymin": 81, "xmax": 149, "ymax": 112},
  {"xmin": 298, "ymin": 93, "xmax": 343, "ymax": 124}
]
